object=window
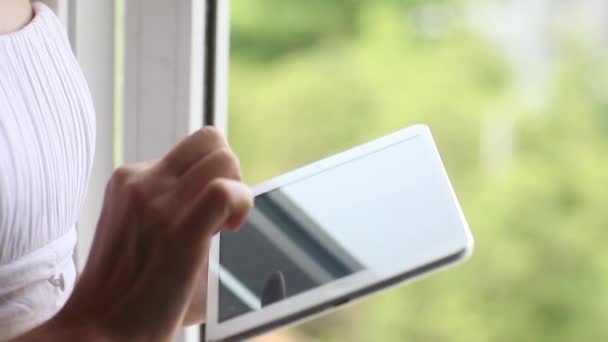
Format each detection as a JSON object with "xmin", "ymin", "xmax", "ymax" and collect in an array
[{"xmin": 228, "ymin": 1, "xmax": 608, "ymax": 341}]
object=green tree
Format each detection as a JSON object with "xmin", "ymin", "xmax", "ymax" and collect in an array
[{"xmin": 229, "ymin": 1, "xmax": 608, "ymax": 341}]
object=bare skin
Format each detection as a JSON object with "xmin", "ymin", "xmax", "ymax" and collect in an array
[{"xmin": 0, "ymin": 0, "xmax": 33, "ymax": 34}]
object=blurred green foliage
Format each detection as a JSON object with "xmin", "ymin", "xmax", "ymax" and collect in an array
[{"xmin": 229, "ymin": 0, "xmax": 608, "ymax": 341}]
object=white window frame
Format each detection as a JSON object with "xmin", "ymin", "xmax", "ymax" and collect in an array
[
  {"xmin": 199, "ymin": 4, "xmax": 230, "ymax": 341},
  {"xmin": 122, "ymin": 0, "xmax": 204, "ymax": 163},
  {"xmin": 203, "ymin": 0, "xmax": 231, "ymax": 134},
  {"xmin": 52, "ymin": 0, "xmax": 230, "ymax": 341},
  {"xmin": 121, "ymin": 1, "xmax": 205, "ymax": 338}
]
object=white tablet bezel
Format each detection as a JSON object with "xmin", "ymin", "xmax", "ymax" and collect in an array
[{"xmin": 206, "ymin": 124, "xmax": 474, "ymax": 342}]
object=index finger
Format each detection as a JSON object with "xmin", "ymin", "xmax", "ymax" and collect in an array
[{"xmin": 161, "ymin": 127, "xmax": 228, "ymax": 176}]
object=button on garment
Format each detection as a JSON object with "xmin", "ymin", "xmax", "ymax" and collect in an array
[{"xmin": 0, "ymin": 3, "xmax": 95, "ymax": 340}]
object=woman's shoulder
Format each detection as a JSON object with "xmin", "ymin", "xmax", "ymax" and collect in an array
[
  {"xmin": 0, "ymin": 0, "xmax": 33, "ymax": 35},
  {"xmin": 0, "ymin": 1, "xmax": 68, "ymax": 44}
]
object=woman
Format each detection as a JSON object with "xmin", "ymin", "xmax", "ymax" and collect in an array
[{"xmin": 0, "ymin": 1, "xmax": 253, "ymax": 340}]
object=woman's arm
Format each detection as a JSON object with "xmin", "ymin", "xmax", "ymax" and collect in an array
[{"xmin": 0, "ymin": 0, "xmax": 32, "ymax": 34}]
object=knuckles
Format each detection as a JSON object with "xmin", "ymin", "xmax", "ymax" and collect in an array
[
  {"xmin": 215, "ymin": 147, "xmax": 241, "ymax": 173},
  {"xmin": 204, "ymin": 180, "xmax": 233, "ymax": 210},
  {"xmin": 109, "ymin": 166, "xmax": 154, "ymax": 212},
  {"xmin": 111, "ymin": 166, "xmax": 136, "ymax": 187},
  {"xmin": 123, "ymin": 179, "xmax": 148, "ymax": 205},
  {"xmin": 195, "ymin": 126, "xmax": 226, "ymax": 147},
  {"xmin": 105, "ymin": 132, "xmax": 247, "ymax": 232}
]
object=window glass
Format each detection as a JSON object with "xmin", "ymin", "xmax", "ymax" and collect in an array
[{"xmin": 229, "ymin": 1, "xmax": 608, "ymax": 341}]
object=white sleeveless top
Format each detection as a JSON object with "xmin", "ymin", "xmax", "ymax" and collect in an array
[{"xmin": 0, "ymin": 3, "xmax": 95, "ymax": 339}]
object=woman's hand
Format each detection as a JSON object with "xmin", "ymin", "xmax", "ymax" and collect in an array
[{"xmin": 18, "ymin": 127, "xmax": 253, "ymax": 341}]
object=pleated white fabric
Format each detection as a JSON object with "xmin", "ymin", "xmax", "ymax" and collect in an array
[{"xmin": 0, "ymin": 3, "xmax": 95, "ymax": 339}]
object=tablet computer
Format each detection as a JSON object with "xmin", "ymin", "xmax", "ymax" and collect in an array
[{"xmin": 205, "ymin": 124, "xmax": 473, "ymax": 342}]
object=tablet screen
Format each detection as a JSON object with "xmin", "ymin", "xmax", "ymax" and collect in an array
[{"xmin": 218, "ymin": 136, "xmax": 463, "ymax": 322}]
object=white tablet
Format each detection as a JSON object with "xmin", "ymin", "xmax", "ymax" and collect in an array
[{"xmin": 205, "ymin": 124, "xmax": 473, "ymax": 342}]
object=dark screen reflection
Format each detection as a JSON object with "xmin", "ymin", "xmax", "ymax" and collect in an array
[{"xmin": 219, "ymin": 190, "xmax": 364, "ymax": 322}]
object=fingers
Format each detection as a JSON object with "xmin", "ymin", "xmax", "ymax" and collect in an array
[
  {"xmin": 176, "ymin": 147, "xmax": 243, "ymax": 202},
  {"xmin": 261, "ymin": 272, "xmax": 287, "ymax": 307},
  {"xmin": 173, "ymin": 178, "xmax": 252, "ymax": 294},
  {"xmin": 160, "ymin": 127, "xmax": 228, "ymax": 176},
  {"xmin": 162, "ymin": 178, "xmax": 252, "ymax": 282},
  {"xmin": 126, "ymin": 179, "xmax": 253, "ymax": 332},
  {"xmin": 181, "ymin": 178, "xmax": 253, "ymax": 238}
]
